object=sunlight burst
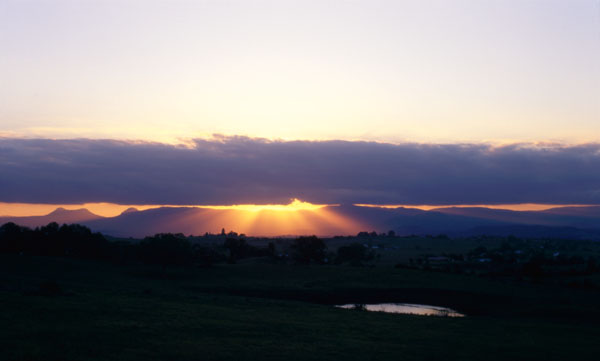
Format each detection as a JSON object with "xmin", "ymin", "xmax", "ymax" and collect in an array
[{"xmin": 201, "ymin": 199, "xmax": 330, "ymax": 212}]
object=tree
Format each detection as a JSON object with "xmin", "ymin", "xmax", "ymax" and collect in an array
[
  {"xmin": 1, "ymin": 222, "xmax": 107, "ymax": 259},
  {"xmin": 224, "ymin": 237, "xmax": 249, "ymax": 263},
  {"xmin": 139, "ymin": 233, "xmax": 193, "ymax": 267},
  {"xmin": 335, "ymin": 243, "xmax": 374, "ymax": 266},
  {"xmin": 0, "ymin": 222, "xmax": 29, "ymax": 253},
  {"xmin": 290, "ymin": 236, "xmax": 327, "ymax": 264},
  {"xmin": 193, "ymin": 244, "xmax": 225, "ymax": 267},
  {"xmin": 267, "ymin": 242, "xmax": 276, "ymax": 258}
]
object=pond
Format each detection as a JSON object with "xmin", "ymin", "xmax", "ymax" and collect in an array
[{"xmin": 336, "ymin": 303, "xmax": 465, "ymax": 317}]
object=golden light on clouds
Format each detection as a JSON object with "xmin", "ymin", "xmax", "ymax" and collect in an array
[
  {"xmin": 147, "ymin": 199, "xmax": 364, "ymax": 237},
  {"xmin": 0, "ymin": 199, "xmax": 329, "ymax": 217},
  {"xmin": 202, "ymin": 199, "xmax": 330, "ymax": 212},
  {"xmin": 223, "ymin": 207, "xmax": 364, "ymax": 237},
  {"xmin": 0, "ymin": 202, "xmax": 152, "ymax": 217}
]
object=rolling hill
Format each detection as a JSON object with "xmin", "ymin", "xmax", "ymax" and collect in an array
[{"xmin": 2, "ymin": 205, "xmax": 600, "ymax": 239}]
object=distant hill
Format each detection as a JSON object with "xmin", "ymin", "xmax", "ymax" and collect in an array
[
  {"xmin": 541, "ymin": 206, "xmax": 600, "ymax": 218},
  {"xmin": 120, "ymin": 207, "xmax": 139, "ymax": 215},
  {"xmin": 430, "ymin": 207, "xmax": 600, "ymax": 229},
  {"xmin": 81, "ymin": 205, "xmax": 600, "ymax": 239},
  {"xmin": 457, "ymin": 224, "xmax": 600, "ymax": 240},
  {"xmin": 0, "ymin": 207, "xmax": 103, "ymax": 228},
  {"xmin": 2, "ymin": 205, "xmax": 600, "ymax": 239},
  {"xmin": 82, "ymin": 206, "xmax": 369, "ymax": 238},
  {"xmin": 328, "ymin": 205, "xmax": 600, "ymax": 240}
]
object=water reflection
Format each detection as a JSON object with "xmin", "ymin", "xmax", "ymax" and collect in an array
[{"xmin": 336, "ymin": 303, "xmax": 465, "ymax": 317}]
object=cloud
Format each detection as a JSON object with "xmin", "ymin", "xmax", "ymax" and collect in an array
[{"xmin": 1, "ymin": 136, "xmax": 600, "ymax": 205}]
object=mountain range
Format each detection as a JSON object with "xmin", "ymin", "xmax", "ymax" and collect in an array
[{"xmin": 1, "ymin": 205, "xmax": 600, "ymax": 239}]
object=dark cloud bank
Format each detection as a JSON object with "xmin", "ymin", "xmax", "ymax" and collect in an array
[{"xmin": 1, "ymin": 136, "xmax": 600, "ymax": 205}]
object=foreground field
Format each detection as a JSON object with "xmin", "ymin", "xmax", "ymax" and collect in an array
[{"xmin": 1, "ymin": 254, "xmax": 599, "ymax": 361}]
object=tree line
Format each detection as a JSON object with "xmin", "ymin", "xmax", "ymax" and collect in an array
[{"xmin": 0, "ymin": 222, "xmax": 375, "ymax": 267}]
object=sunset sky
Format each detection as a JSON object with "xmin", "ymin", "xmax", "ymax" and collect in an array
[{"xmin": 1, "ymin": 0, "xmax": 599, "ymax": 218}]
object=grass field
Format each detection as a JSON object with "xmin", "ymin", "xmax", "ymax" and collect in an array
[{"xmin": 1, "ymin": 254, "xmax": 599, "ymax": 361}]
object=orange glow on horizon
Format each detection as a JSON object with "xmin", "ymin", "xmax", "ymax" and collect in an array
[
  {"xmin": 0, "ymin": 199, "xmax": 364, "ymax": 236},
  {"xmin": 0, "ymin": 199, "xmax": 331, "ymax": 218},
  {"xmin": 3, "ymin": 200, "xmax": 600, "ymax": 237},
  {"xmin": 183, "ymin": 207, "xmax": 365, "ymax": 237},
  {"xmin": 199, "ymin": 199, "xmax": 331, "ymax": 212},
  {"xmin": 354, "ymin": 203, "xmax": 598, "ymax": 212},
  {"xmin": 0, "ymin": 202, "xmax": 160, "ymax": 217},
  {"xmin": 2, "ymin": 200, "xmax": 599, "ymax": 219}
]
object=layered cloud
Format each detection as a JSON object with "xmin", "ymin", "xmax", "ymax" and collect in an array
[{"xmin": 1, "ymin": 136, "xmax": 600, "ymax": 205}]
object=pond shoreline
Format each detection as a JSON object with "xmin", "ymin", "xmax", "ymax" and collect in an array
[
  {"xmin": 189, "ymin": 286, "xmax": 516, "ymax": 316},
  {"xmin": 336, "ymin": 303, "xmax": 466, "ymax": 317}
]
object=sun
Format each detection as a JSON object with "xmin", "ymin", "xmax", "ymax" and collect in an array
[
  {"xmin": 200, "ymin": 198, "xmax": 330, "ymax": 212},
  {"xmin": 188, "ymin": 199, "xmax": 363, "ymax": 236}
]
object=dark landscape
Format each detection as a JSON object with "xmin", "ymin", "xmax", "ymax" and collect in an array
[
  {"xmin": 2, "ymin": 0, "xmax": 599, "ymax": 360},
  {"xmin": 2, "ymin": 216, "xmax": 600, "ymax": 360},
  {"xmin": 3, "ymin": 204, "xmax": 600, "ymax": 239}
]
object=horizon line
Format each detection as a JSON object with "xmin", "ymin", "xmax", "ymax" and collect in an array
[{"xmin": 1, "ymin": 201, "xmax": 599, "ymax": 218}]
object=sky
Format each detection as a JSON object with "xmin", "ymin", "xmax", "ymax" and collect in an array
[
  {"xmin": 1, "ymin": 0, "xmax": 599, "ymax": 215},
  {"xmin": 1, "ymin": 0, "xmax": 599, "ymax": 144},
  {"xmin": 2, "ymin": 137, "xmax": 600, "ymax": 208}
]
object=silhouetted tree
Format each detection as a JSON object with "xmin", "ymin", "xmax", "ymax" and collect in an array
[
  {"xmin": 193, "ymin": 244, "xmax": 226, "ymax": 267},
  {"xmin": 267, "ymin": 242, "xmax": 276, "ymax": 258},
  {"xmin": 139, "ymin": 233, "xmax": 193, "ymax": 267},
  {"xmin": 223, "ymin": 238, "xmax": 270, "ymax": 262},
  {"xmin": 335, "ymin": 243, "xmax": 374, "ymax": 266},
  {"xmin": 0, "ymin": 222, "xmax": 107, "ymax": 259},
  {"xmin": 0, "ymin": 222, "xmax": 30, "ymax": 253},
  {"xmin": 290, "ymin": 236, "xmax": 327, "ymax": 264},
  {"xmin": 56, "ymin": 223, "xmax": 108, "ymax": 259},
  {"xmin": 224, "ymin": 237, "xmax": 249, "ymax": 263}
]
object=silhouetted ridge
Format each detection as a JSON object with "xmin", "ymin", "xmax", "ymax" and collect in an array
[
  {"xmin": 47, "ymin": 207, "xmax": 99, "ymax": 217},
  {"xmin": 120, "ymin": 207, "xmax": 139, "ymax": 215}
]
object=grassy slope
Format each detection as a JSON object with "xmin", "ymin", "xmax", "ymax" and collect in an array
[{"xmin": 1, "ymin": 255, "xmax": 599, "ymax": 361}]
